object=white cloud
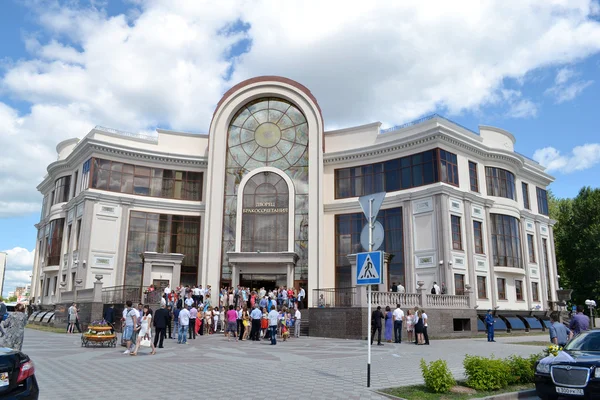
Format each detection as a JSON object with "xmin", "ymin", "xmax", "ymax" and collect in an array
[
  {"xmin": 545, "ymin": 67, "xmax": 594, "ymax": 103},
  {"xmin": 1, "ymin": 1, "xmax": 600, "ymax": 216},
  {"xmin": 533, "ymin": 144, "xmax": 600, "ymax": 173},
  {"xmin": 1, "ymin": 247, "xmax": 35, "ymax": 297}
]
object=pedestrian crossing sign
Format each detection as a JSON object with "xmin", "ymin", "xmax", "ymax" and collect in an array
[{"xmin": 356, "ymin": 251, "xmax": 383, "ymax": 285}]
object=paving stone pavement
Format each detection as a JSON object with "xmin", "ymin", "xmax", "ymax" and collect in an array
[{"xmin": 22, "ymin": 328, "xmax": 546, "ymax": 400}]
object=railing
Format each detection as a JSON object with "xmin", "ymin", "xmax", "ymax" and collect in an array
[
  {"xmin": 143, "ymin": 290, "xmax": 163, "ymax": 305},
  {"xmin": 370, "ymin": 292, "xmax": 421, "ymax": 308},
  {"xmin": 95, "ymin": 125, "xmax": 158, "ymax": 143},
  {"xmin": 426, "ymin": 294, "xmax": 469, "ymax": 309},
  {"xmin": 379, "ymin": 113, "xmax": 479, "ymax": 136},
  {"xmin": 312, "ymin": 287, "xmax": 361, "ymax": 307},
  {"xmin": 102, "ymin": 285, "xmax": 141, "ymax": 304}
]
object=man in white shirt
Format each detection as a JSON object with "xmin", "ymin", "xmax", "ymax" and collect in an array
[
  {"xmin": 268, "ymin": 306, "xmax": 279, "ymax": 345},
  {"xmin": 178, "ymin": 306, "xmax": 191, "ymax": 344},
  {"xmin": 198, "ymin": 285, "xmax": 205, "ymax": 303},
  {"xmin": 432, "ymin": 282, "xmax": 441, "ymax": 295},
  {"xmin": 392, "ymin": 304, "xmax": 405, "ymax": 344},
  {"xmin": 397, "ymin": 284, "xmax": 406, "ymax": 294},
  {"xmin": 294, "ymin": 309, "xmax": 301, "ymax": 338},
  {"xmin": 164, "ymin": 284, "xmax": 171, "ymax": 303},
  {"xmin": 298, "ymin": 286, "xmax": 306, "ymax": 309},
  {"xmin": 184, "ymin": 294, "xmax": 194, "ymax": 308},
  {"xmin": 422, "ymin": 310, "xmax": 430, "ymax": 345}
]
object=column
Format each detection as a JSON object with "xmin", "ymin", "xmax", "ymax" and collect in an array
[
  {"xmin": 463, "ymin": 200, "xmax": 477, "ymax": 307},
  {"xmin": 520, "ymin": 217, "xmax": 533, "ymax": 310},
  {"xmin": 348, "ymin": 254, "xmax": 367, "ymax": 307},
  {"xmin": 231, "ymin": 263, "xmax": 239, "ymax": 287},
  {"xmin": 439, "ymin": 194, "xmax": 452, "ymax": 293},
  {"xmin": 534, "ymin": 221, "xmax": 550, "ymax": 308},
  {"xmin": 484, "ymin": 206, "xmax": 498, "ymax": 309},
  {"xmin": 403, "ymin": 200, "xmax": 415, "ymax": 292},
  {"xmin": 378, "ymin": 253, "xmax": 393, "ymax": 292},
  {"xmin": 115, "ymin": 201, "xmax": 132, "ymax": 286},
  {"xmin": 287, "ymin": 263, "xmax": 295, "ymax": 289},
  {"xmin": 548, "ymin": 225, "xmax": 559, "ymax": 301}
]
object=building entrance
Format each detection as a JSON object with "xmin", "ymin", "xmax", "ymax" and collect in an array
[{"xmin": 239, "ymin": 274, "xmax": 287, "ymax": 291}]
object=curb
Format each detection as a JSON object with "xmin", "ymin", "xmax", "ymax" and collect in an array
[
  {"xmin": 372, "ymin": 389, "xmax": 537, "ymax": 400},
  {"xmin": 480, "ymin": 389, "xmax": 537, "ymax": 399}
]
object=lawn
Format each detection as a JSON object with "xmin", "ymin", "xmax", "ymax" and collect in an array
[
  {"xmin": 380, "ymin": 383, "xmax": 534, "ymax": 399},
  {"xmin": 26, "ymin": 324, "xmax": 67, "ymax": 334},
  {"xmin": 508, "ymin": 341, "xmax": 549, "ymax": 346}
]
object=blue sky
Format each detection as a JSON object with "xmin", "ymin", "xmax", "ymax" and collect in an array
[{"xmin": 1, "ymin": 0, "xmax": 600, "ymax": 296}]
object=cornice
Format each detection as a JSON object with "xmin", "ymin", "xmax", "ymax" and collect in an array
[{"xmin": 82, "ymin": 190, "xmax": 206, "ymax": 213}]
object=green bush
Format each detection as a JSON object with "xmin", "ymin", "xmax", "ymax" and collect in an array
[
  {"xmin": 463, "ymin": 355, "xmax": 510, "ymax": 391},
  {"xmin": 505, "ymin": 355, "xmax": 535, "ymax": 384},
  {"xmin": 420, "ymin": 358, "xmax": 456, "ymax": 393}
]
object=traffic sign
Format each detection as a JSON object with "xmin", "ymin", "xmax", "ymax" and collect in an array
[
  {"xmin": 361, "ymin": 221, "xmax": 384, "ymax": 251},
  {"xmin": 359, "ymin": 192, "xmax": 386, "ymax": 222},
  {"xmin": 356, "ymin": 251, "xmax": 383, "ymax": 285}
]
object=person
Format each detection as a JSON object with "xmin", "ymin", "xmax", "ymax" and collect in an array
[
  {"xmin": 242, "ymin": 307, "xmax": 250, "ymax": 340},
  {"xmin": 432, "ymin": 282, "xmax": 440, "ymax": 295},
  {"xmin": 268, "ymin": 305, "xmax": 278, "ymax": 345},
  {"xmin": 104, "ymin": 304, "xmax": 115, "ymax": 333},
  {"xmin": 250, "ymin": 304, "xmax": 262, "ymax": 341},
  {"xmin": 294, "ymin": 308, "xmax": 301, "ymax": 338},
  {"xmin": 422, "ymin": 309, "xmax": 430, "ymax": 345},
  {"xmin": 569, "ymin": 305, "xmax": 590, "ymax": 335},
  {"xmin": 184, "ymin": 294, "xmax": 194, "ymax": 308},
  {"xmin": 173, "ymin": 305, "xmax": 181, "ymax": 340},
  {"xmin": 298, "ymin": 286, "xmax": 305, "ymax": 309},
  {"xmin": 485, "ymin": 309, "xmax": 495, "ymax": 342},
  {"xmin": 384, "ymin": 306, "xmax": 393, "ymax": 343},
  {"xmin": 178, "ymin": 305, "xmax": 190, "ymax": 344},
  {"xmin": 67, "ymin": 302, "xmax": 77, "ymax": 334},
  {"xmin": 237, "ymin": 306, "xmax": 244, "ymax": 341},
  {"xmin": 441, "ymin": 283, "xmax": 447, "ymax": 295},
  {"xmin": 205, "ymin": 306, "xmax": 214, "ymax": 335},
  {"xmin": 392, "ymin": 304, "xmax": 404, "ymax": 344},
  {"xmin": 0, "ymin": 303, "xmax": 27, "ymax": 350},
  {"xmin": 188, "ymin": 305, "xmax": 197, "ymax": 340},
  {"xmin": 406, "ymin": 309, "xmax": 414, "ymax": 344},
  {"xmin": 131, "ymin": 305, "xmax": 156, "ymax": 355},
  {"xmin": 391, "ymin": 282, "xmax": 398, "ymax": 292},
  {"xmin": 397, "ymin": 283, "xmax": 406, "ymax": 294},
  {"xmin": 213, "ymin": 306, "xmax": 221, "ymax": 333},
  {"xmin": 164, "ymin": 284, "xmax": 171, "ymax": 303},
  {"xmin": 166, "ymin": 305, "xmax": 173, "ymax": 339},
  {"xmin": 414, "ymin": 309, "xmax": 425, "ymax": 345},
  {"xmin": 122, "ymin": 301, "xmax": 137, "ymax": 354},
  {"xmin": 226, "ymin": 305, "xmax": 238, "ymax": 342},
  {"xmin": 0, "ymin": 300, "xmax": 7, "ymax": 322},
  {"xmin": 153, "ymin": 303, "xmax": 169, "ymax": 348},
  {"xmin": 371, "ymin": 306, "xmax": 384, "ymax": 346},
  {"xmin": 549, "ymin": 312, "xmax": 573, "ymax": 347}
]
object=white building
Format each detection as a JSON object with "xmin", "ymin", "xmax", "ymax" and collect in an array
[{"xmin": 30, "ymin": 76, "xmax": 557, "ymax": 312}]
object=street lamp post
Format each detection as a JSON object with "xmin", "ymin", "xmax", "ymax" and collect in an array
[{"xmin": 585, "ymin": 299, "xmax": 596, "ymax": 328}]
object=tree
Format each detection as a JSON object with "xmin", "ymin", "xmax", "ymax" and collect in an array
[
  {"xmin": 553, "ymin": 187, "xmax": 600, "ymax": 306},
  {"xmin": 7, "ymin": 296, "xmax": 17, "ymax": 303}
]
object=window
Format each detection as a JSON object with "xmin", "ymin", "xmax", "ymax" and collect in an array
[
  {"xmin": 334, "ymin": 149, "xmax": 461, "ymax": 198},
  {"xmin": 50, "ymin": 190, "xmax": 55, "ymax": 207},
  {"xmin": 522, "ymin": 182, "xmax": 530, "ymax": 210},
  {"xmin": 72, "ymin": 170, "xmax": 79, "ymax": 198},
  {"xmin": 90, "ymin": 157, "xmax": 203, "ymax": 201},
  {"xmin": 71, "ymin": 272, "xmax": 76, "ymax": 291},
  {"xmin": 241, "ymin": 172, "xmax": 289, "ymax": 253},
  {"xmin": 485, "ymin": 167, "xmax": 516, "ymax": 200},
  {"xmin": 125, "ymin": 211, "xmax": 201, "ymax": 287},
  {"xmin": 490, "ymin": 214, "xmax": 522, "ymax": 268},
  {"xmin": 542, "ymin": 238, "xmax": 551, "ymax": 299},
  {"xmin": 439, "ymin": 149, "xmax": 459, "ymax": 186},
  {"xmin": 497, "ymin": 278, "xmax": 507, "ymax": 300},
  {"xmin": 74, "ymin": 219, "xmax": 82, "ymax": 251},
  {"xmin": 44, "ymin": 278, "xmax": 50, "ymax": 296},
  {"xmin": 53, "ymin": 176, "xmax": 71, "ymax": 204},
  {"xmin": 52, "ymin": 276, "xmax": 58, "ymax": 295},
  {"xmin": 335, "ymin": 208, "xmax": 404, "ymax": 287},
  {"xmin": 40, "ymin": 194, "xmax": 49, "ymax": 219},
  {"xmin": 451, "ymin": 215, "xmax": 462, "ymax": 250},
  {"xmin": 515, "ymin": 279, "xmax": 524, "ymax": 301},
  {"xmin": 469, "ymin": 161, "xmax": 479, "ymax": 192},
  {"xmin": 46, "ymin": 218, "xmax": 65, "ymax": 266},
  {"xmin": 473, "ymin": 220, "xmax": 484, "ymax": 254},
  {"xmin": 527, "ymin": 234, "xmax": 536, "ymax": 263},
  {"xmin": 532, "ymin": 282, "xmax": 539, "ymax": 302},
  {"xmin": 477, "ymin": 276, "xmax": 487, "ymax": 299},
  {"xmin": 454, "ymin": 273, "xmax": 465, "ymax": 295},
  {"xmin": 537, "ymin": 187, "xmax": 549, "ymax": 216}
]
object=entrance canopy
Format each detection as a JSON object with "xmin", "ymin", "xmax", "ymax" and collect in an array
[{"xmin": 227, "ymin": 251, "xmax": 298, "ymax": 289}]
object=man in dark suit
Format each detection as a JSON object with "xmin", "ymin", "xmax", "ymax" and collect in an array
[
  {"xmin": 153, "ymin": 303, "xmax": 169, "ymax": 348},
  {"xmin": 371, "ymin": 306, "xmax": 385, "ymax": 346},
  {"xmin": 103, "ymin": 304, "xmax": 115, "ymax": 333}
]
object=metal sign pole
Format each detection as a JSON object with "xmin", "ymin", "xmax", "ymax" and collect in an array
[{"xmin": 367, "ymin": 198, "xmax": 373, "ymax": 388}]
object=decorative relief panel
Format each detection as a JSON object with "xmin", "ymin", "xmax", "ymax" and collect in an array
[
  {"xmin": 93, "ymin": 255, "xmax": 113, "ymax": 269},
  {"xmin": 453, "ymin": 255, "xmax": 466, "ymax": 269},
  {"xmin": 67, "ymin": 209, "xmax": 74, "ymax": 223},
  {"xmin": 539, "ymin": 224, "xmax": 549, "ymax": 236},
  {"xmin": 449, "ymin": 198, "xmax": 462, "ymax": 214},
  {"xmin": 525, "ymin": 219, "xmax": 534, "ymax": 232},
  {"xmin": 413, "ymin": 197, "xmax": 433, "ymax": 214},
  {"xmin": 475, "ymin": 258, "xmax": 487, "ymax": 272},
  {"xmin": 76, "ymin": 203, "xmax": 84, "ymax": 218},
  {"xmin": 415, "ymin": 253, "xmax": 435, "ymax": 268},
  {"xmin": 471, "ymin": 205, "xmax": 484, "ymax": 220},
  {"xmin": 530, "ymin": 267, "xmax": 539, "ymax": 278}
]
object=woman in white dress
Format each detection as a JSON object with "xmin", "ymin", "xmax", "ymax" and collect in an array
[{"xmin": 131, "ymin": 305, "xmax": 156, "ymax": 356}]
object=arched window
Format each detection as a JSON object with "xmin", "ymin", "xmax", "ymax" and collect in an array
[{"xmin": 241, "ymin": 172, "xmax": 289, "ymax": 252}]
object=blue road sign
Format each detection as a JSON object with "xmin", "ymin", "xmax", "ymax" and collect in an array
[{"xmin": 356, "ymin": 251, "xmax": 383, "ymax": 285}]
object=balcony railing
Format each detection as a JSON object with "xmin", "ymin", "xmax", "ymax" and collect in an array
[
  {"xmin": 370, "ymin": 291, "xmax": 421, "ymax": 308},
  {"xmin": 312, "ymin": 287, "xmax": 361, "ymax": 307},
  {"xmin": 102, "ymin": 285, "xmax": 141, "ymax": 305},
  {"xmin": 425, "ymin": 294, "xmax": 469, "ymax": 309}
]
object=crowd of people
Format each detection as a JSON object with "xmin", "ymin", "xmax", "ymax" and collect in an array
[
  {"xmin": 370, "ymin": 304, "xmax": 430, "ymax": 346},
  {"xmin": 118, "ymin": 285, "xmax": 305, "ymax": 355}
]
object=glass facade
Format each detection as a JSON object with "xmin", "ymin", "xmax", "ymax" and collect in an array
[
  {"xmin": 53, "ymin": 176, "xmax": 71, "ymax": 204},
  {"xmin": 124, "ymin": 211, "xmax": 200, "ymax": 287},
  {"xmin": 335, "ymin": 208, "xmax": 403, "ymax": 287},
  {"xmin": 485, "ymin": 167, "xmax": 516, "ymax": 200},
  {"xmin": 90, "ymin": 158, "xmax": 203, "ymax": 201},
  {"xmin": 334, "ymin": 148, "xmax": 459, "ymax": 199},
  {"xmin": 222, "ymin": 98, "xmax": 309, "ymax": 283},
  {"xmin": 536, "ymin": 187, "xmax": 549, "ymax": 216},
  {"xmin": 46, "ymin": 218, "xmax": 65, "ymax": 266},
  {"xmin": 490, "ymin": 214, "xmax": 522, "ymax": 268}
]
